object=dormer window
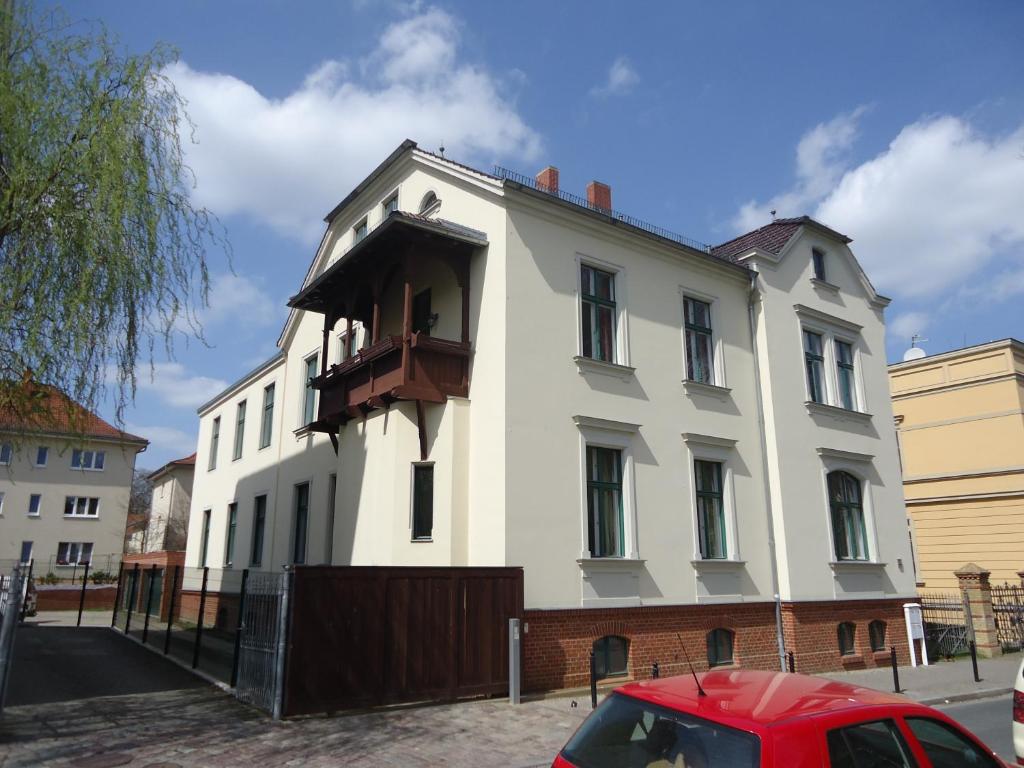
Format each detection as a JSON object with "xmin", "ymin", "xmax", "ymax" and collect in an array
[
  {"xmin": 353, "ymin": 218, "xmax": 368, "ymax": 243},
  {"xmin": 419, "ymin": 191, "xmax": 440, "ymax": 216},
  {"xmin": 812, "ymin": 249, "xmax": 827, "ymax": 282},
  {"xmin": 382, "ymin": 192, "xmax": 399, "ymax": 217}
]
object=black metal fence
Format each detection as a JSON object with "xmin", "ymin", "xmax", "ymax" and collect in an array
[
  {"xmin": 919, "ymin": 591, "xmax": 970, "ymax": 659},
  {"xmin": 991, "ymin": 582, "xmax": 1024, "ymax": 652}
]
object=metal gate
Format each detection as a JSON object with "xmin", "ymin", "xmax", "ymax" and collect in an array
[
  {"xmin": 919, "ymin": 591, "xmax": 970, "ymax": 659},
  {"xmin": 234, "ymin": 570, "xmax": 290, "ymax": 718},
  {"xmin": 992, "ymin": 582, "xmax": 1024, "ymax": 652},
  {"xmin": 0, "ymin": 564, "xmax": 27, "ymax": 713}
]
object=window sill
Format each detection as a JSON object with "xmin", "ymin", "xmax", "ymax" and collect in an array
[
  {"xmin": 681, "ymin": 380, "xmax": 732, "ymax": 400},
  {"xmin": 412, "ymin": 537, "xmax": 433, "ymax": 543},
  {"xmin": 805, "ymin": 401, "xmax": 873, "ymax": 423},
  {"xmin": 811, "ymin": 277, "xmax": 840, "ymax": 294},
  {"xmin": 64, "ymin": 515, "xmax": 99, "ymax": 521},
  {"xmin": 573, "ymin": 356, "xmax": 635, "ymax": 381},
  {"xmin": 691, "ymin": 559, "xmax": 746, "ymax": 571},
  {"xmin": 577, "ymin": 557, "xmax": 645, "ymax": 570},
  {"xmin": 26, "ymin": 513, "xmax": 40, "ymax": 518},
  {"xmin": 829, "ymin": 560, "xmax": 887, "ymax": 571}
]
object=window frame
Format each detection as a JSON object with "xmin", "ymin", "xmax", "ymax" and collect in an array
[
  {"xmin": 208, "ymin": 416, "xmax": 220, "ymax": 472},
  {"xmin": 579, "ymin": 261, "xmax": 619, "ymax": 364},
  {"xmin": 411, "ymin": 462, "xmax": 434, "ymax": 541},
  {"xmin": 353, "ymin": 217, "xmax": 368, "ymax": 244},
  {"xmin": 224, "ymin": 501, "xmax": 238, "ymax": 568},
  {"xmin": 233, "ymin": 400, "xmax": 247, "ymax": 461},
  {"xmin": 682, "ymin": 294, "xmax": 717, "ymax": 385},
  {"xmin": 71, "ymin": 449, "xmax": 106, "ymax": 471},
  {"xmin": 28, "ymin": 493, "xmax": 42, "ymax": 517},
  {"xmin": 63, "ymin": 495, "xmax": 99, "ymax": 518},
  {"xmin": 837, "ymin": 621, "xmax": 857, "ymax": 656},
  {"xmin": 35, "ymin": 446, "xmax": 48, "ymax": 467},
  {"xmin": 56, "ymin": 541, "xmax": 93, "ymax": 566},
  {"xmin": 381, "ymin": 190, "xmax": 399, "ymax": 218},
  {"xmin": 199, "ymin": 508, "xmax": 212, "ymax": 567},
  {"xmin": 694, "ymin": 459, "xmax": 728, "ymax": 560},
  {"xmin": 576, "ymin": 255, "xmax": 630, "ymax": 368},
  {"xmin": 803, "ymin": 329, "xmax": 827, "ymax": 404},
  {"xmin": 291, "ymin": 481, "xmax": 310, "ymax": 565},
  {"xmin": 684, "ymin": 434, "xmax": 740, "ymax": 563},
  {"xmin": 796, "ymin": 306, "xmax": 867, "ymax": 414},
  {"xmin": 827, "ymin": 719, "xmax": 915, "ymax": 767},
  {"xmin": 574, "ymin": 417, "xmax": 640, "ymax": 561},
  {"xmin": 301, "ymin": 353, "xmax": 319, "ymax": 427},
  {"xmin": 585, "ymin": 445, "xmax": 625, "ymax": 558},
  {"xmin": 869, "ymin": 619, "xmax": 887, "ymax": 652},
  {"xmin": 706, "ymin": 628, "xmax": 735, "ymax": 667},
  {"xmin": 0, "ymin": 443, "xmax": 11, "ymax": 465},
  {"xmin": 834, "ymin": 338, "xmax": 857, "ymax": 411},
  {"xmin": 251, "ymin": 494, "xmax": 267, "ymax": 567},
  {"xmin": 259, "ymin": 383, "xmax": 275, "ymax": 449},
  {"xmin": 419, "ymin": 190, "xmax": 440, "ymax": 216},
  {"xmin": 812, "ymin": 248, "xmax": 827, "ymax": 282},
  {"xmin": 592, "ymin": 635, "xmax": 629, "ymax": 678},
  {"xmin": 828, "ymin": 470, "xmax": 871, "ymax": 562}
]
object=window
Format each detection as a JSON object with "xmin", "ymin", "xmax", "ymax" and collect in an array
[
  {"xmin": 412, "ymin": 464, "xmax": 433, "ymax": 540},
  {"xmin": 382, "ymin": 192, "xmax": 399, "ymax": 217},
  {"xmin": 71, "ymin": 449, "xmax": 105, "ymax": 470},
  {"xmin": 905, "ymin": 717, "xmax": 1001, "ymax": 768},
  {"xmin": 812, "ymin": 248, "xmax": 827, "ymax": 281},
  {"xmin": 869, "ymin": 620, "xmax": 887, "ymax": 652},
  {"xmin": 28, "ymin": 493, "xmax": 42, "ymax": 516},
  {"xmin": 338, "ymin": 329, "xmax": 358, "ymax": 362},
  {"xmin": 580, "ymin": 264, "xmax": 616, "ymax": 362},
  {"xmin": 412, "ymin": 289, "xmax": 432, "ymax": 335},
  {"xmin": 233, "ymin": 401, "xmax": 246, "ymax": 460},
  {"xmin": 706, "ymin": 628, "xmax": 734, "ymax": 667},
  {"xmin": 63, "ymin": 496, "xmax": 99, "ymax": 517},
  {"xmin": 19, "ymin": 541, "xmax": 33, "ymax": 564},
  {"xmin": 829, "ymin": 471, "xmax": 869, "ymax": 561},
  {"xmin": 251, "ymin": 495, "xmax": 267, "ymax": 567},
  {"xmin": 695, "ymin": 460, "xmax": 727, "ymax": 559},
  {"xmin": 586, "ymin": 446, "xmax": 624, "ymax": 558},
  {"xmin": 208, "ymin": 417, "xmax": 220, "ymax": 471},
  {"xmin": 353, "ymin": 218, "xmax": 368, "ymax": 243},
  {"xmin": 35, "ymin": 446, "xmax": 48, "ymax": 467},
  {"xmin": 804, "ymin": 330, "xmax": 826, "ymax": 403},
  {"xmin": 419, "ymin": 191, "xmax": 439, "ymax": 215},
  {"xmin": 0, "ymin": 443, "xmax": 10, "ymax": 465},
  {"xmin": 837, "ymin": 622, "xmax": 856, "ymax": 656},
  {"xmin": 835, "ymin": 340, "xmax": 856, "ymax": 410},
  {"xmin": 827, "ymin": 720, "xmax": 913, "ymax": 768},
  {"xmin": 225, "ymin": 502, "xmax": 238, "ymax": 567},
  {"xmin": 56, "ymin": 542, "xmax": 93, "ymax": 566},
  {"xmin": 292, "ymin": 483, "xmax": 309, "ymax": 564},
  {"xmin": 259, "ymin": 384, "xmax": 275, "ymax": 449},
  {"xmin": 593, "ymin": 635, "xmax": 628, "ymax": 678},
  {"xmin": 683, "ymin": 297, "xmax": 714, "ymax": 384},
  {"xmin": 199, "ymin": 509, "xmax": 211, "ymax": 567},
  {"xmin": 303, "ymin": 354, "xmax": 318, "ymax": 425}
]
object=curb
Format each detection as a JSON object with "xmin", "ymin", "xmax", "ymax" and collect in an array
[{"xmin": 919, "ymin": 687, "xmax": 1014, "ymax": 706}]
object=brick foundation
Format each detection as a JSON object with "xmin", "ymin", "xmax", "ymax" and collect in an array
[
  {"xmin": 123, "ymin": 551, "xmax": 186, "ymax": 621},
  {"xmin": 178, "ymin": 591, "xmax": 240, "ymax": 632},
  {"xmin": 36, "ymin": 585, "xmax": 117, "ymax": 611},
  {"xmin": 523, "ymin": 598, "xmax": 911, "ymax": 693}
]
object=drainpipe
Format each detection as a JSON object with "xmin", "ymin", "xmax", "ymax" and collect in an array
[{"xmin": 747, "ymin": 271, "xmax": 787, "ymax": 672}]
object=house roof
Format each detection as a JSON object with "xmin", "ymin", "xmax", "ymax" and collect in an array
[
  {"xmin": 148, "ymin": 452, "xmax": 196, "ymax": 482},
  {"xmin": 711, "ymin": 216, "xmax": 851, "ymax": 261},
  {"xmin": 0, "ymin": 382, "xmax": 149, "ymax": 445}
]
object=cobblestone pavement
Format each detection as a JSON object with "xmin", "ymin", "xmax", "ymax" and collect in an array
[{"xmin": 0, "ymin": 686, "xmax": 589, "ymax": 768}]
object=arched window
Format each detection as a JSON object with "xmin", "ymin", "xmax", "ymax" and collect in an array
[
  {"xmin": 593, "ymin": 635, "xmax": 628, "ymax": 678},
  {"xmin": 419, "ymin": 191, "xmax": 440, "ymax": 216},
  {"xmin": 706, "ymin": 628, "xmax": 734, "ymax": 667},
  {"xmin": 837, "ymin": 622, "xmax": 856, "ymax": 656},
  {"xmin": 869, "ymin": 620, "xmax": 887, "ymax": 652},
  {"xmin": 828, "ymin": 471, "xmax": 869, "ymax": 561}
]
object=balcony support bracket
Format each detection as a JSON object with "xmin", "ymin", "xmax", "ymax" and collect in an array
[{"xmin": 415, "ymin": 399, "xmax": 428, "ymax": 461}]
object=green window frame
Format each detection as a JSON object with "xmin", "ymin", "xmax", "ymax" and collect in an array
[
  {"xmin": 208, "ymin": 417, "xmax": 220, "ymax": 471},
  {"xmin": 683, "ymin": 297, "xmax": 714, "ymax": 384},
  {"xmin": 580, "ymin": 264, "xmax": 617, "ymax": 362},
  {"xmin": 837, "ymin": 621, "xmax": 857, "ymax": 655},
  {"xmin": 199, "ymin": 508, "xmax": 211, "ymax": 568},
  {"xmin": 259, "ymin": 383, "xmax": 275, "ymax": 449},
  {"xmin": 233, "ymin": 400, "xmax": 246, "ymax": 461},
  {"xmin": 412, "ymin": 464, "xmax": 434, "ymax": 540},
  {"xmin": 835, "ymin": 340, "xmax": 856, "ymax": 410},
  {"xmin": 224, "ymin": 502, "xmax": 237, "ymax": 567},
  {"xmin": 592, "ymin": 635, "xmax": 628, "ymax": 678},
  {"xmin": 302, "ymin": 355, "xmax": 318, "ymax": 426},
  {"xmin": 707, "ymin": 628, "xmax": 734, "ymax": 667},
  {"xmin": 586, "ymin": 446, "xmax": 624, "ymax": 558},
  {"xmin": 828, "ymin": 470, "xmax": 869, "ymax": 561},
  {"xmin": 251, "ymin": 495, "xmax": 267, "ymax": 567},
  {"xmin": 869, "ymin": 620, "xmax": 887, "ymax": 652},
  {"xmin": 804, "ymin": 330, "xmax": 826, "ymax": 403},
  {"xmin": 695, "ymin": 459, "xmax": 727, "ymax": 559}
]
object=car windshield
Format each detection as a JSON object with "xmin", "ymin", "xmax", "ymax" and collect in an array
[{"xmin": 562, "ymin": 692, "xmax": 761, "ymax": 768}]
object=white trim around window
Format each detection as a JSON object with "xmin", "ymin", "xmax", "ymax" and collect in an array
[
  {"xmin": 572, "ymin": 415, "xmax": 640, "ymax": 560},
  {"xmin": 682, "ymin": 433, "xmax": 742, "ymax": 563},
  {"xmin": 795, "ymin": 307, "xmax": 867, "ymax": 415},
  {"xmin": 574, "ymin": 253, "xmax": 631, "ymax": 369},
  {"xmin": 817, "ymin": 451, "xmax": 881, "ymax": 566},
  {"xmin": 679, "ymin": 286, "xmax": 727, "ymax": 390}
]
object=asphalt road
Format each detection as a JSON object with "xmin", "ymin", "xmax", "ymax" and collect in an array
[{"xmin": 937, "ymin": 695, "xmax": 1016, "ymax": 762}]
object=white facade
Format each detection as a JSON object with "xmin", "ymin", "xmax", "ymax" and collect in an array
[
  {"xmin": 131, "ymin": 455, "xmax": 195, "ymax": 553},
  {"xmin": 185, "ymin": 142, "xmax": 916, "ymax": 615}
]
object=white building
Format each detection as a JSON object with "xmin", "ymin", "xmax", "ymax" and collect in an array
[
  {"xmin": 127, "ymin": 452, "xmax": 195, "ymax": 554},
  {"xmin": 185, "ymin": 141, "xmax": 915, "ymax": 688},
  {"xmin": 0, "ymin": 385, "xmax": 147, "ymax": 575}
]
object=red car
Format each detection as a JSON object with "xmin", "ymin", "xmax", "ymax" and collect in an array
[{"xmin": 552, "ymin": 669, "xmax": 1006, "ymax": 767}]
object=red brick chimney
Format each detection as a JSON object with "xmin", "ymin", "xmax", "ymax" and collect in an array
[
  {"xmin": 587, "ymin": 181, "xmax": 612, "ymax": 212},
  {"xmin": 536, "ymin": 166, "xmax": 559, "ymax": 193}
]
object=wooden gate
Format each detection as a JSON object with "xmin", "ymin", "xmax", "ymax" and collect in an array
[{"xmin": 282, "ymin": 566, "xmax": 523, "ymax": 716}]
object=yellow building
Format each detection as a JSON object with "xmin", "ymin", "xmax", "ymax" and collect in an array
[{"xmin": 889, "ymin": 339, "xmax": 1024, "ymax": 591}]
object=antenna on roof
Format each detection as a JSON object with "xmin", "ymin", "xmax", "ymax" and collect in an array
[
  {"xmin": 438, "ymin": 141, "xmax": 445, "ymax": 157},
  {"xmin": 902, "ymin": 334, "xmax": 928, "ymax": 362},
  {"xmin": 770, "ymin": 209, "xmax": 777, "ymax": 221},
  {"xmin": 675, "ymin": 633, "xmax": 707, "ymax": 697}
]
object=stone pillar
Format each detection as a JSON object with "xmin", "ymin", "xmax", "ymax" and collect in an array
[{"xmin": 955, "ymin": 563, "xmax": 1002, "ymax": 658}]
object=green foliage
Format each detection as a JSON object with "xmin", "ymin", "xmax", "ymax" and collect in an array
[
  {"xmin": 88, "ymin": 569, "xmax": 114, "ymax": 584},
  {"xmin": 40, "ymin": 571, "xmax": 59, "ymax": 584},
  {"xmin": 0, "ymin": 1, "xmax": 227, "ymax": 430}
]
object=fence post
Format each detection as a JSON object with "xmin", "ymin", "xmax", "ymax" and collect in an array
[
  {"xmin": 0, "ymin": 564, "xmax": 26, "ymax": 714},
  {"xmin": 76, "ymin": 561, "xmax": 91, "ymax": 627},
  {"xmin": 890, "ymin": 646, "xmax": 901, "ymax": 693},
  {"xmin": 192, "ymin": 566, "xmax": 209, "ymax": 669},
  {"xmin": 164, "ymin": 565, "xmax": 180, "ymax": 656},
  {"xmin": 230, "ymin": 569, "xmax": 249, "ymax": 688},
  {"xmin": 968, "ymin": 640, "xmax": 981, "ymax": 683},
  {"xmin": 124, "ymin": 563, "xmax": 140, "ymax": 634},
  {"xmin": 589, "ymin": 649, "xmax": 598, "ymax": 709},
  {"xmin": 272, "ymin": 568, "xmax": 292, "ymax": 720},
  {"xmin": 141, "ymin": 564, "xmax": 157, "ymax": 644},
  {"xmin": 19, "ymin": 559, "xmax": 33, "ymax": 623},
  {"xmin": 955, "ymin": 563, "xmax": 1002, "ymax": 658},
  {"xmin": 787, "ymin": 651, "xmax": 795, "ymax": 673},
  {"xmin": 111, "ymin": 562, "xmax": 125, "ymax": 628}
]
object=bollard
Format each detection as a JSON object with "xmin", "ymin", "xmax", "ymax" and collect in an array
[
  {"xmin": 787, "ymin": 651, "xmax": 795, "ymax": 673},
  {"xmin": 164, "ymin": 565, "xmax": 180, "ymax": 656},
  {"xmin": 76, "ymin": 561, "xmax": 91, "ymax": 627},
  {"xmin": 192, "ymin": 566, "xmax": 209, "ymax": 669},
  {"xmin": 507, "ymin": 617, "xmax": 521, "ymax": 705},
  {"xmin": 141, "ymin": 564, "xmax": 157, "ymax": 644},
  {"xmin": 890, "ymin": 646, "xmax": 901, "ymax": 693},
  {"xmin": 969, "ymin": 640, "xmax": 981, "ymax": 683},
  {"xmin": 110, "ymin": 562, "xmax": 124, "ymax": 628},
  {"xmin": 590, "ymin": 650, "xmax": 598, "ymax": 709},
  {"xmin": 652, "ymin": 661, "xmax": 660, "ymax": 679}
]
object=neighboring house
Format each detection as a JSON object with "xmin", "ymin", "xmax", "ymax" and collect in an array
[
  {"xmin": 185, "ymin": 140, "xmax": 915, "ymax": 687},
  {"xmin": 0, "ymin": 384, "xmax": 148, "ymax": 575},
  {"xmin": 889, "ymin": 339, "xmax": 1024, "ymax": 591}
]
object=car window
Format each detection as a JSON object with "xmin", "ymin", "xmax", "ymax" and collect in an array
[
  {"xmin": 562, "ymin": 692, "xmax": 761, "ymax": 768},
  {"xmin": 904, "ymin": 717, "xmax": 1000, "ymax": 768},
  {"xmin": 826, "ymin": 720, "xmax": 916, "ymax": 768}
]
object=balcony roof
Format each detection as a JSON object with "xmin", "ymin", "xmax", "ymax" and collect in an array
[{"xmin": 288, "ymin": 211, "xmax": 488, "ymax": 315}]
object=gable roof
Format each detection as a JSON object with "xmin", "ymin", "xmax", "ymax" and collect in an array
[
  {"xmin": 712, "ymin": 216, "xmax": 851, "ymax": 261},
  {"xmin": 0, "ymin": 383, "xmax": 148, "ymax": 445},
  {"xmin": 148, "ymin": 452, "xmax": 196, "ymax": 482}
]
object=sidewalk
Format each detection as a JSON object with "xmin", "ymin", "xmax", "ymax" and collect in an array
[{"xmin": 822, "ymin": 652, "xmax": 1022, "ymax": 705}]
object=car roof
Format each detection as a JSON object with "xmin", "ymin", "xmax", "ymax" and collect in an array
[{"xmin": 616, "ymin": 670, "xmax": 919, "ymax": 730}]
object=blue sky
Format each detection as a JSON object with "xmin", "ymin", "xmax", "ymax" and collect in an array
[{"xmin": 78, "ymin": 0, "xmax": 1024, "ymax": 468}]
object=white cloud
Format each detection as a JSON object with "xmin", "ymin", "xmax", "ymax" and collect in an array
[
  {"xmin": 167, "ymin": 6, "xmax": 541, "ymax": 242},
  {"xmin": 136, "ymin": 362, "xmax": 228, "ymax": 409},
  {"xmin": 591, "ymin": 56, "xmax": 639, "ymax": 97},
  {"xmin": 732, "ymin": 113, "xmax": 1024, "ymax": 303},
  {"xmin": 125, "ymin": 423, "xmax": 197, "ymax": 458},
  {"xmin": 201, "ymin": 273, "xmax": 283, "ymax": 329},
  {"xmin": 887, "ymin": 311, "xmax": 930, "ymax": 343}
]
